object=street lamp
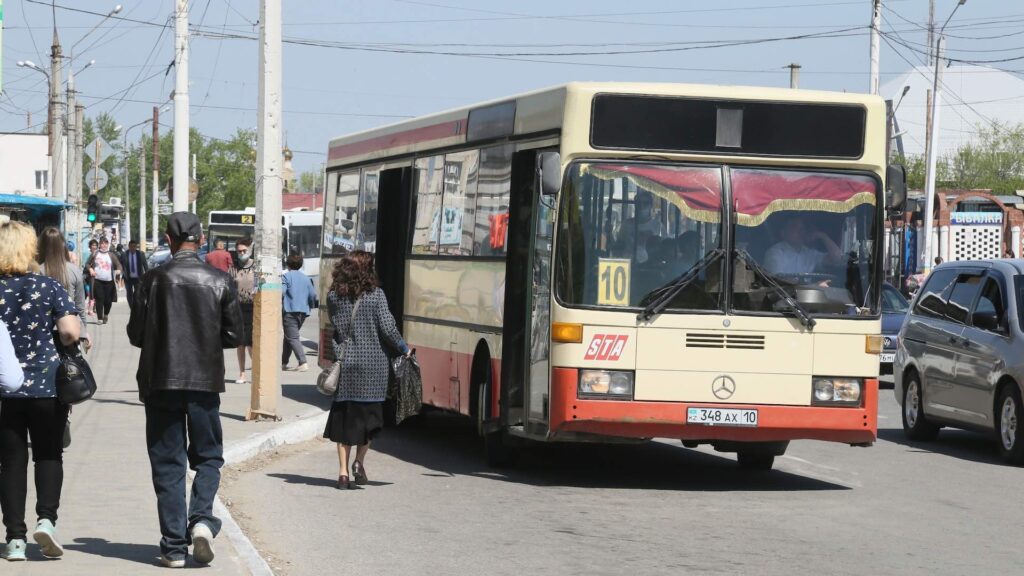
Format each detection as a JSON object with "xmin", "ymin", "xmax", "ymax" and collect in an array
[
  {"xmin": 16, "ymin": 60, "xmax": 49, "ymax": 80},
  {"xmin": 921, "ymin": 0, "xmax": 968, "ymax": 273},
  {"xmin": 121, "ymin": 119, "xmax": 154, "ymax": 247}
]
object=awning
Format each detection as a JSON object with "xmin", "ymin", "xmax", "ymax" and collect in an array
[{"xmin": 0, "ymin": 194, "xmax": 70, "ymax": 221}]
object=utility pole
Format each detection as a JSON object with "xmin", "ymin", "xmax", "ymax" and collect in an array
[
  {"xmin": 249, "ymin": 0, "xmax": 283, "ymax": 421},
  {"xmin": 869, "ymin": 0, "xmax": 881, "ymax": 94},
  {"xmin": 140, "ymin": 138, "xmax": 146, "ymax": 252},
  {"xmin": 787, "ymin": 63, "xmax": 801, "ymax": 89},
  {"xmin": 123, "ymin": 140, "xmax": 131, "ymax": 245},
  {"xmin": 49, "ymin": 29, "xmax": 64, "ymax": 201},
  {"xmin": 152, "ymin": 106, "xmax": 160, "ymax": 248},
  {"xmin": 65, "ymin": 73, "xmax": 77, "ymax": 235},
  {"xmin": 922, "ymin": 38, "xmax": 944, "ymax": 273},
  {"xmin": 75, "ymin": 104, "xmax": 83, "ymax": 238},
  {"xmin": 192, "ymin": 152, "xmax": 197, "ymax": 214},
  {"xmin": 173, "ymin": 0, "xmax": 190, "ymax": 213},
  {"xmin": 927, "ymin": 0, "xmax": 936, "ymax": 68}
]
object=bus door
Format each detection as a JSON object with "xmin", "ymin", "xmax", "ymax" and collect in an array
[
  {"xmin": 374, "ymin": 167, "xmax": 414, "ymax": 325},
  {"xmin": 502, "ymin": 149, "xmax": 556, "ymax": 436}
]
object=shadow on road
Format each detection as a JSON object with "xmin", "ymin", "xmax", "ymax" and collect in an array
[
  {"xmin": 65, "ymin": 537, "xmax": 163, "ymax": 566},
  {"xmin": 373, "ymin": 411, "xmax": 850, "ymax": 492},
  {"xmin": 877, "ymin": 427, "xmax": 1007, "ymax": 466},
  {"xmin": 268, "ymin": 472, "xmax": 394, "ymax": 489},
  {"xmin": 282, "ymin": 383, "xmax": 330, "ymax": 412}
]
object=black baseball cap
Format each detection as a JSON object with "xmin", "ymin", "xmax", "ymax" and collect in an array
[{"xmin": 165, "ymin": 212, "xmax": 202, "ymax": 243}]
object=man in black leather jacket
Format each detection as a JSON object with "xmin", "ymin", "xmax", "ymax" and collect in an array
[{"xmin": 127, "ymin": 212, "xmax": 242, "ymax": 568}]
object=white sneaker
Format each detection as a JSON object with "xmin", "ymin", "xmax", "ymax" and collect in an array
[
  {"xmin": 160, "ymin": 554, "xmax": 185, "ymax": 568},
  {"xmin": 32, "ymin": 519, "xmax": 63, "ymax": 558},
  {"xmin": 191, "ymin": 523, "xmax": 215, "ymax": 565}
]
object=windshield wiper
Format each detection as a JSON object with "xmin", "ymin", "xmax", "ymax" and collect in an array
[
  {"xmin": 637, "ymin": 249, "xmax": 725, "ymax": 323},
  {"xmin": 733, "ymin": 249, "xmax": 816, "ymax": 330}
]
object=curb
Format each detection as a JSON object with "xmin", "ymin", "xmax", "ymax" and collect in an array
[{"xmin": 201, "ymin": 407, "xmax": 330, "ymax": 575}]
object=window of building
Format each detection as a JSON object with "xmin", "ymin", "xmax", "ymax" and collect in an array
[
  {"xmin": 473, "ymin": 145, "xmax": 513, "ymax": 257},
  {"xmin": 35, "ymin": 170, "xmax": 48, "ymax": 191}
]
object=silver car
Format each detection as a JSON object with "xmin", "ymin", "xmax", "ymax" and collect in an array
[{"xmin": 894, "ymin": 259, "xmax": 1024, "ymax": 465}]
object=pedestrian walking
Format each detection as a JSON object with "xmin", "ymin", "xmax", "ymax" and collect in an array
[
  {"xmin": 38, "ymin": 227, "xmax": 90, "ymax": 350},
  {"xmin": 282, "ymin": 251, "xmax": 316, "ymax": 372},
  {"xmin": 84, "ymin": 239, "xmax": 98, "ymax": 317},
  {"xmin": 120, "ymin": 240, "xmax": 149, "ymax": 308},
  {"xmin": 229, "ymin": 237, "xmax": 256, "ymax": 384},
  {"xmin": 127, "ymin": 212, "xmax": 242, "ymax": 568},
  {"xmin": 324, "ymin": 250, "xmax": 409, "ymax": 490},
  {"xmin": 0, "ymin": 221, "xmax": 81, "ymax": 561},
  {"xmin": 205, "ymin": 239, "xmax": 232, "ymax": 273},
  {"xmin": 86, "ymin": 237, "xmax": 123, "ymax": 324}
]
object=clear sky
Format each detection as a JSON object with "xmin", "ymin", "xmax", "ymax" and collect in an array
[{"xmin": 2, "ymin": 0, "xmax": 1021, "ymax": 175}]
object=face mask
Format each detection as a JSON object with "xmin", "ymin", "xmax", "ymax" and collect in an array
[
  {"xmin": 238, "ymin": 253, "xmax": 250, "ymax": 263},
  {"xmin": 100, "ymin": 247, "xmax": 109, "ymax": 253}
]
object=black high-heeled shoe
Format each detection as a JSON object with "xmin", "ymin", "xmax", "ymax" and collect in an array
[{"xmin": 337, "ymin": 475, "xmax": 353, "ymax": 490}]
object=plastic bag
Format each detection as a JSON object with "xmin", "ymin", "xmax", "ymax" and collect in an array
[{"xmin": 390, "ymin": 352, "xmax": 422, "ymax": 425}]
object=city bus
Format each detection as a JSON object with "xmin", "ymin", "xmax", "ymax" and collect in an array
[
  {"xmin": 319, "ymin": 82, "xmax": 905, "ymax": 469},
  {"xmin": 207, "ymin": 208, "xmax": 322, "ymax": 278}
]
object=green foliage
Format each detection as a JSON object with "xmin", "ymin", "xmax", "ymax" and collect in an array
[
  {"xmin": 894, "ymin": 122, "xmax": 1024, "ymax": 195},
  {"xmin": 297, "ymin": 170, "xmax": 321, "ymax": 194},
  {"xmin": 83, "ymin": 115, "xmax": 256, "ymax": 244}
]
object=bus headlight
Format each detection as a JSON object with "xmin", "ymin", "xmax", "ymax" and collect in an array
[
  {"xmin": 579, "ymin": 370, "xmax": 634, "ymax": 400},
  {"xmin": 812, "ymin": 378, "xmax": 862, "ymax": 405}
]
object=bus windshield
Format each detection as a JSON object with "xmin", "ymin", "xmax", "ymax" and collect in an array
[{"xmin": 556, "ymin": 162, "xmax": 880, "ymax": 317}]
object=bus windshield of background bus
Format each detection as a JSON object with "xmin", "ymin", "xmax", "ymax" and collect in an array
[
  {"xmin": 556, "ymin": 163, "xmax": 724, "ymax": 310},
  {"xmin": 556, "ymin": 162, "xmax": 879, "ymax": 317}
]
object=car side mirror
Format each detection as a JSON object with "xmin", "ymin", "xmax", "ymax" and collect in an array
[
  {"xmin": 972, "ymin": 310, "xmax": 1001, "ymax": 332},
  {"xmin": 886, "ymin": 164, "xmax": 907, "ymax": 211},
  {"xmin": 538, "ymin": 152, "xmax": 562, "ymax": 196}
]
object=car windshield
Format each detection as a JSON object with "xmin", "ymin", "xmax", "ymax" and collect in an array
[
  {"xmin": 556, "ymin": 162, "xmax": 724, "ymax": 310},
  {"xmin": 882, "ymin": 284, "xmax": 909, "ymax": 313},
  {"xmin": 731, "ymin": 168, "xmax": 880, "ymax": 316}
]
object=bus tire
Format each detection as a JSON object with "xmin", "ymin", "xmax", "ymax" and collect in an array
[
  {"xmin": 476, "ymin": 369, "xmax": 517, "ymax": 468},
  {"xmin": 736, "ymin": 452, "xmax": 775, "ymax": 471}
]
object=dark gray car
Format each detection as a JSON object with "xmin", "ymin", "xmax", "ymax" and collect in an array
[{"xmin": 894, "ymin": 260, "xmax": 1024, "ymax": 465}]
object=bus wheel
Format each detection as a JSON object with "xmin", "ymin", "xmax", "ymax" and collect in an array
[
  {"xmin": 736, "ymin": 452, "xmax": 775, "ymax": 471},
  {"xmin": 477, "ymin": 376, "xmax": 517, "ymax": 468}
]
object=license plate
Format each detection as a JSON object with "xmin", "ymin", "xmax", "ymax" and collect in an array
[
  {"xmin": 686, "ymin": 407, "xmax": 758, "ymax": 427},
  {"xmin": 880, "ymin": 353, "xmax": 895, "ymax": 363}
]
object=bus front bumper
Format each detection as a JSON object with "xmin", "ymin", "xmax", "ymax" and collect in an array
[{"xmin": 548, "ymin": 368, "xmax": 878, "ymax": 445}]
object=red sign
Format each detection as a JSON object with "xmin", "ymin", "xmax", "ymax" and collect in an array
[{"xmin": 583, "ymin": 334, "xmax": 629, "ymax": 361}]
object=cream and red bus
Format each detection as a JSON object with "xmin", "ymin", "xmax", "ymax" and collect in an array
[{"xmin": 319, "ymin": 82, "xmax": 905, "ymax": 469}]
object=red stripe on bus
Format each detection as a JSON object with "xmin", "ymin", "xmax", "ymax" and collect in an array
[{"xmin": 328, "ymin": 119, "xmax": 466, "ymax": 162}]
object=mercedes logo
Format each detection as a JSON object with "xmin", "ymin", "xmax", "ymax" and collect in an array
[
  {"xmin": 712, "ymin": 375, "xmax": 736, "ymax": 400},
  {"xmin": 883, "ymin": 336, "xmax": 892, "ymax": 348}
]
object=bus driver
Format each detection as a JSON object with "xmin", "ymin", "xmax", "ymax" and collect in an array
[{"xmin": 764, "ymin": 216, "xmax": 844, "ymax": 276}]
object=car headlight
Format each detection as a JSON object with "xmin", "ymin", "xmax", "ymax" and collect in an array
[
  {"xmin": 579, "ymin": 370, "xmax": 634, "ymax": 400},
  {"xmin": 812, "ymin": 377, "xmax": 862, "ymax": 406}
]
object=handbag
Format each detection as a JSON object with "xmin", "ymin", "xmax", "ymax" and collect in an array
[
  {"xmin": 54, "ymin": 337, "xmax": 97, "ymax": 405},
  {"xmin": 316, "ymin": 296, "xmax": 361, "ymax": 396}
]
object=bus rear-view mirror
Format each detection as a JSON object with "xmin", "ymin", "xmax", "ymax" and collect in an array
[
  {"xmin": 886, "ymin": 164, "xmax": 906, "ymax": 211},
  {"xmin": 539, "ymin": 152, "xmax": 562, "ymax": 196}
]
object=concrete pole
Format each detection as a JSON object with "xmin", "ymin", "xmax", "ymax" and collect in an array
[
  {"xmin": 927, "ymin": 0, "xmax": 936, "ymax": 68},
  {"xmin": 66, "ymin": 74, "xmax": 77, "ymax": 234},
  {"xmin": 869, "ymin": 0, "xmax": 881, "ymax": 94},
  {"xmin": 921, "ymin": 37, "xmax": 945, "ymax": 274},
  {"xmin": 75, "ymin": 105, "xmax": 84, "ymax": 240},
  {"xmin": 249, "ymin": 0, "xmax": 283, "ymax": 421},
  {"xmin": 1012, "ymin": 226, "xmax": 1021, "ymax": 258},
  {"xmin": 153, "ymin": 107, "xmax": 160, "ymax": 247},
  {"xmin": 192, "ymin": 152, "xmax": 197, "ymax": 214},
  {"xmin": 140, "ymin": 138, "xmax": 147, "ymax": 252},
  {"xmin": 50, "ymin": 31, "xmax": 64, "ymax": 201},
  {"xmin": 173, "ymin": 0, "xmax": 190, "ymax": 213},
  {"xmin": 787, "ymin": 63, "xmax": 801, "ymax": 89},
  {"xmin": 123, "ymin": 132, "xmax": 131, "ymax": 246}
]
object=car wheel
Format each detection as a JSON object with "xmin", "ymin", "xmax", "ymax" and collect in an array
[
  {"xmin": 996, "ymin": 386, "xmax": 1024, "ymax": 466},
  {"xmin": 902, "ymin": 372, "xmax": 939, "ymax": 441}
]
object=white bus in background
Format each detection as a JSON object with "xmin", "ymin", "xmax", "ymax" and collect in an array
[{"xmin": 207, "ymin": 208, "xmax": 323, "ymax": 279}]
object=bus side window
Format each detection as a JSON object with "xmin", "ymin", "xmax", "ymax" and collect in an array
[
  {"xmin": 411, "ymin": 155, "xmax": 445, "ymax": 255},
  {"xmin": 333, "ymin": 171, "xmax": 360, "ymax": 255},
  {"xmin": 474, "ymin": 145, "xmax": 514, "ymax": 257}
]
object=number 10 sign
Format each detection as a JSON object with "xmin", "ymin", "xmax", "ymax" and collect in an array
[{"xmin": 597, "ymin": 258, "xmax": 630, "ymax": 306}]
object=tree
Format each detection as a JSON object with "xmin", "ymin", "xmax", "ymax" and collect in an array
[
  {"xmin": 893, "ymin": 122, "xmax": 1024, "ymax": 195},
  {"xmin": 297, "ymin": 170, "xmax": 321, "ymax": 194}
]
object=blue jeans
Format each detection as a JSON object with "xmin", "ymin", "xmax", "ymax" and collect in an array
[{"xmin": 145, "ymin": 391, "xmax": 224, "ymax": 559}]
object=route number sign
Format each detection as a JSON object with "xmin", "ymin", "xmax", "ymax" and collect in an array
[{"xmin": 598, "ymin": 258, "xmax": 630, "ymax": 306}]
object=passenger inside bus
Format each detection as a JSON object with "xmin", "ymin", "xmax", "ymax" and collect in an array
[{"xmin": 764, "ymin": 215, "xmax": 844, "ymax": 276}]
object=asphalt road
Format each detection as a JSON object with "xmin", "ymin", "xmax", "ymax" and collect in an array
[{"xmin": 221, "ymin": 391, "xmax": 1021, "ymax": 576}]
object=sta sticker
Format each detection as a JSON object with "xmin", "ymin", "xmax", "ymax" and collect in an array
[{"xmin": 584, "ymin": 334, "xmax": 629, "ymax": 361}]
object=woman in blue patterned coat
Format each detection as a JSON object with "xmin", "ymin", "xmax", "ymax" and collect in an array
[{"xmin": 324, "ymin": 251, "xmax": 409, "ymax": 490}]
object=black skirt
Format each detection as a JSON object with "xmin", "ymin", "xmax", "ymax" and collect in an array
[
  {"xmin": 323, "ymin": 401, "xmax": 383, "ymax": 445},
  {"xmin": 239, "ymin": 302, "xmax": 254, "ymax": 346}
]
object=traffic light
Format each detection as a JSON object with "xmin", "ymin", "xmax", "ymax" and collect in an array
[{"xmin": 87, "ymin": 194, "xmax": 99, "ymax": 223}]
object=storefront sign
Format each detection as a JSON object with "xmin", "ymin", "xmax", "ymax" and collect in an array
[{"xmin": 951, "ymin": 212, "xmax": 1003, "ymax": 226}]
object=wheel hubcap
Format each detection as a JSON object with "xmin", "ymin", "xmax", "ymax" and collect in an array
[
  {"xmin": 906, "ymin": 381, "xmax": 920, "ymax": 427},
  {"xmin": 1001, "ymin": 396, "xmax": 1017, "ymax": 451}
]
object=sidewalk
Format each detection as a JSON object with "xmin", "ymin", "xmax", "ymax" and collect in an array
[{"xmin": 11, "ymin": 299, "xmax": 329, "ymax": 575}]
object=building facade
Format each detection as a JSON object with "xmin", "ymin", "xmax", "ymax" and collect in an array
[{"xmin": 0, "ymin": 133, "xmax": 52, "ymax": 196}]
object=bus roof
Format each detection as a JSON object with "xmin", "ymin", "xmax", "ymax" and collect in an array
[{"xmin": 326, "ymin": 81, "xmax": 885, "ymax": 168}]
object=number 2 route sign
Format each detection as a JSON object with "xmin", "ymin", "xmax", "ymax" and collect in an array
[{"xmin": 598, "ymin": 258, "xmax": 630, "ymax": 306}]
